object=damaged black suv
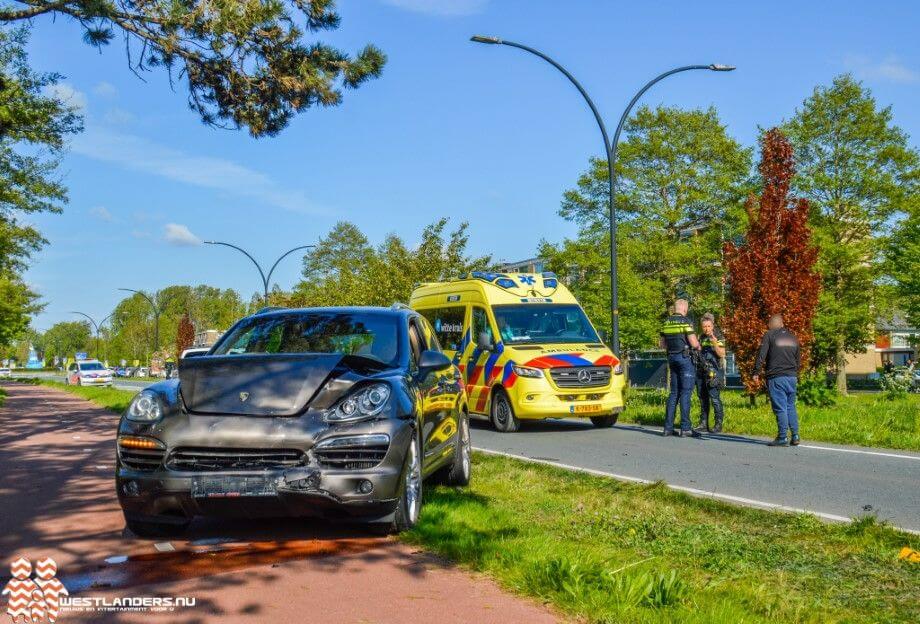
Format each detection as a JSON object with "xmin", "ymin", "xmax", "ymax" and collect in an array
[{"xmin": 115, "ymin": 306, "xmax": 470, "ymax": 536}]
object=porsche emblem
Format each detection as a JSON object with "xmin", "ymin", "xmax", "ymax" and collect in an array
[{"xmin": 239, "ymin": 392, "xmax": 250, "ymax": 402}]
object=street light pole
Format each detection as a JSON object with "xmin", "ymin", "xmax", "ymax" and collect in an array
[
  {"xmin": 70, "ymin": 311, "xmax": 114, "ymax": 362},
  {"xmin": 203, "ymin": 242, "xmax": 315, "ymax": 304},
  {"xmin": 118, "ymin": 288, "xmax": 163, "ymax": 354},
  {"xmin": 470, "ymin": 35, "xmax": 734, "ymax": 356}
]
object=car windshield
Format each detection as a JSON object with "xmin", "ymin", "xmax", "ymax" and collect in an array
[
  {"xmin": 79, "ymin": 362, "xmax": 105, "ymax": 371},
  {"xmin": 211, "ymin": 311, "xmax": 400, "ymax": 367},
  {"xmin": 492, "ymin": 304, "xmax": 600, "ymax": 345}
]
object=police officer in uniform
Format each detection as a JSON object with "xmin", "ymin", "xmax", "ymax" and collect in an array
[
  {"xmin": 659, "ymin": 299, "xmax": 701, "ymax": 437},
  {"xmin": 694, "ymin": 313, "xmax": 725, "ymax": 433}
]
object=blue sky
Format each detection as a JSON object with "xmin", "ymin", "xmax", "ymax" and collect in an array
[{"xmin": 20, "ymin": 0, "xmax": 920, "ymax": 329}]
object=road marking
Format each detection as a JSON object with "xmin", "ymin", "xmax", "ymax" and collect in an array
[
  {"xmin": 473, "ymin": 447, "xmax": 920, "ymax": 535},
  {"xmin": 154, "ymin": 542, "xmax": 176, "ymax": 552},
  {"xmin": 799, "ymin": 444, "xmax": 920, "ymax": 461}
]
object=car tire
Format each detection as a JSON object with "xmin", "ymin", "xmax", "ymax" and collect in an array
[
  {"xmin": 440, "ymin": 412, "xmax": 472, "ymax": 486},
  {"xmin": 490, "ymin": 388, "xmax": 520, "ymax": 433},
  {"xmin": 590, "ymin": 414, "xmax": 618, "ymax": 428},
  {"xmin": 379, "ymin": 428, "xmax": 423, "ymax": 534},
  {"xmin": 124, "ymin": 514, "xmax": 190, "ymax": 538}
]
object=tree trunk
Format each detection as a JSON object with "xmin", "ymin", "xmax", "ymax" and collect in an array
[
  {"xmin": 748, "ymin": 393, "xmax": 756, "ymax": 407},
  {"xmin": 835, "ymin": 344, "xmax": 848, "ymax": 395}
]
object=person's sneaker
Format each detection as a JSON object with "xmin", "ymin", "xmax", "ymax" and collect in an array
[
  {"xmin": 689, "ymin": 429, "xmax": 702, "ymax": 438},
  {"xmin": 692, "ymin": 425, "xmax": 709, "ymax": 434},
  {"xmin": 712, "ymin": 422, "xmax": 723, "ymax": 433},
  {"xmin": 767, "ymin": 436, "xmax": 789, "ymax": 447},
  {"xmin": 662, "ymin": 429, "xmax": 674, "ymax": 437},
  {"xmin": 790, "ymin": 434, "xmax": 801, "ymax": 446}
]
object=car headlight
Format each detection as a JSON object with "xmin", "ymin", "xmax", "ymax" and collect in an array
[
  {"xmin": 326, "ymin": 383, "xmax": 391, "ymax": 423},
  {"xmin": 512, "ymin": 365, "xmax": 544, "ymax": 379},
  {"xmin": 126, "ymin": 390, "xmax": 163, "ymax": 422},
  {"xmin": 613, "ymin": 364, "xmax": 623, "ymax": 375}
]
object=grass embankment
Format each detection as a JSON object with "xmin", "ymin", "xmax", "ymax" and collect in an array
[
  {"xmin": 15, "ymin": 380, "xmax": 920, "ymax": 622},
  {"xmin": 622, "ymin": 388, "xmax": 920, "ymax": 450},
  {"xmin": 0, "ymin": 386, "xmax": 6, "ymax": 407},
  {"xmin": 15, "ymin": 378, "xmax": 136, "ymax": 413},
  {"xmin": 410, "ymin": 454, "xmax": 918, "ymax": 623}
]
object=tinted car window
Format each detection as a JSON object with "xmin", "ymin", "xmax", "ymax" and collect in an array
[
  {"xmin": 419, "ymin": 307, "xmax": 464, "ymax": 351},
  {"xmin": 492, "ymin": 304, "xmax": 600, "ymax": 345},
  {"xmin": 472, "ymin": 307, "xmax": 494, "ymax": 346},
  {"xmin": 212, "ymin": 312, "xmax": 400, "ymax": 367}
]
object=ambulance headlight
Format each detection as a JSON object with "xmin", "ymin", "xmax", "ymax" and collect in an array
[
  {"xmin": 613, "ymin": 364, "xmax": 623, "ymax": 375},
  {"xmin": 512, "ymin": 365, "xmax": 544, "ymax": 379}
]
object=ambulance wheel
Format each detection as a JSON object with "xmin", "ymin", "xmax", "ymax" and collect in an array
[
  {"xmin": 490, "ymin": 389, "xmax": 520, "ymax": 433},
  {"xmin": 590, "ymin": 414, "xmax": 618, "ymax": 428}
]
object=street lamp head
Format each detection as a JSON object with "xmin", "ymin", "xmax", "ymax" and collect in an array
[
  {"xmin": 470, "ymin": 35, "xmax": 502, "ymax": 45},
  {"xmin": 708, "ymin": 64, "xmax": 736, "ymax": 72}
]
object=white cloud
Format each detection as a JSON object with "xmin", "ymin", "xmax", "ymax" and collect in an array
[
  {"xmin": 88, "ymin": 206, "xmax": 113, "ymax": 221},
  {"xmin": 103, "ymin": 108, "xmax": 135, "ymax": 125},
  {"xmin": 843, "ymin": 54, "xmax": 919, "ymax": 84},
  {"xmin": 163, "ymin": 223, "xmax": 202, "ymax": 246},
  {"xmin": 93, "ymin": 81, "xmax": 117, "ymax": 98},
  {"xmin": 45, "ymin": 83, "xmax": 87, "ymax": 111},
  {"xmin": 71, "ymin": 128, "xmax": 325, "ymax": 214},
  {"xmin": 380, "ymin": 0, "xmax": 487, "ymax": 16}
]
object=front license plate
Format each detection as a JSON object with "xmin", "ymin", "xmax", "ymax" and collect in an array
[
  {"xmin": 192, "ymin": 476, "xmax": 276, "ymax": 498},
  {"xmin": 571, "ymin": 403, "xmax": 602, "ymax": 414}
]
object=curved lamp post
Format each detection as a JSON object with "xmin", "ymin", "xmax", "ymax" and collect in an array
[
  {"xmin": 470, "ymin": 34, "xmax": 734, "ymax": 356},
  {"xmin": 118, "ymin": 288, "xmax": 164, "ymax": 354},
  {"xmin": 70, "ymin": 311, "xmax": 114, "ymax": 361},
  {"xmin": 203, "ymin": 241, "xmax": 315, "ymax": 304}
]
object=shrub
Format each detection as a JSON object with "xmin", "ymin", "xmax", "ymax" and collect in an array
[
  {"xmin": 798, "ymin": 374, "xmax": 837, "ymax": 407},
  {"xmin": 880, "ymin": 368, "xmax": 913, "ymax": 400}
]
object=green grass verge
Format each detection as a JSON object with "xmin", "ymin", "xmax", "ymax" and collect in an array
[
  {"xmin": 0, "ymin": 386, "xmax": 6, "ymax": 407},
  {"xmin": 14, "ymin": 380, "xmax": 920, "ymax": 621},
  {"xmin": 409, "ymin": 454, "xmax": 918, "ymax": 623},
  {"xmin": 14, "ymin": 378, "xmax": 136, "ymax": 413},
  {"xmin": 621, "ymin": 388, "xmax": 920, "ymax": 450}
]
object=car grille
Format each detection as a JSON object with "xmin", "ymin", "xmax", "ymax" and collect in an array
[
  {"xmin": 549, "ymin": 366, "xmax": 611, "ymax": 388},
  {"xmin": 119, "ymin": 447, "xmax": 166, "ymax": 471},
  {"xmin": 314, "ymin": 439, "xmax": 389, "ymax": 471},
  {"xmin": 166, "ymin": 448, "xmax": 305, "ymax": 472}
]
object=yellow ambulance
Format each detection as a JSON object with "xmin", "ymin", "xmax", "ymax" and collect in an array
[{"xmin": 409, "ymin": 271, "xmax": 626, "ymax": 432}]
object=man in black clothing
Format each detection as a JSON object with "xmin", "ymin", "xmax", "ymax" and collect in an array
[
  {"xmin": 753, "ymin": 314, "xmax": 802, "ymax": 446},
  {"xmin": 659, "ymin": 299, "xmax": 701, "ymax": 437},
  {"xmin": 694, "ymin": 313, "xmax": 725, "ymax": 433}
]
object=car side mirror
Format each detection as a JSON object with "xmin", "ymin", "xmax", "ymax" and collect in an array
[
  {"xmin": 598, "ymin": 329, "xmax": 609, "ymax": 344},
  {"xmin": 417, "ymin": 349, "xmax": 451, "ymax": 379},
  {"xmin": 477, "ymin": 331, "xmax": 493, "ymax": 351}
]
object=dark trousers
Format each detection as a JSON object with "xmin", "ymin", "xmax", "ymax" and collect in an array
[
  {"xmin": 665, "ymin": 353, "xmax": 695, "ymax": 432},
  {"xmin": 695, "ymin": 376, "xmax": 724, "ymax": 428}
]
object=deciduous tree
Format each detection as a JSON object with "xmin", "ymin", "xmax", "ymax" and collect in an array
[
  {"xmin": 176, "ymin": 312, "xmax": 195, "ymax": 359},
  {"xmin": 782, "ymin": 75, "xmax": 919, "ymax": 392},
  {"xmin": 543, "ymin": 105, "xmax": 752, "ymax": 350},
  {"xmin": 723, "ymin": 129, "xmax": 820, "ymax": 399},
  {"xmin": 0, "ymin": 1, "xmax": 385, "ymax": 136}
]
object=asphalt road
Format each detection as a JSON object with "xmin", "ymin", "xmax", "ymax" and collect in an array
[
  {"xmin": 12, "ymin": 372, "xmax": 920, "ymax": 532},
  {"xmin": 469, "ymin": 416, "xmax": 920, "ymax": 533}
]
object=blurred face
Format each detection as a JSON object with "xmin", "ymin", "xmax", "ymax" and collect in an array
[{"xmin": 701, "ymin": 320, "xmax": 714, "ymax": 335}]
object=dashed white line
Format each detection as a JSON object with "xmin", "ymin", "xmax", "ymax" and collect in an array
[{"xmin": 473, "ymin": 447, "xmax": 919, "ymax": 535}]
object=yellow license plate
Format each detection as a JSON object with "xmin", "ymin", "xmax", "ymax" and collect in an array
[{"xmin": 571, "ymin": 404, "xmax": 602, "ymax": 414}]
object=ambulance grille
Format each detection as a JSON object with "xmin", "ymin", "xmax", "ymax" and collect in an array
[{"xmin": 550, "ymin": 366, "xmax": 611, "ymax": 388}]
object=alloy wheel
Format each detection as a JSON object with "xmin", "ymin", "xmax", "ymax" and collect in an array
[
  {"xmin": 405, "ymin": 435, "xmax": 422, "ymax": 524},
  {"xmin": 460, "ymin": 416, "xmax": 471, "ymax": 480}
]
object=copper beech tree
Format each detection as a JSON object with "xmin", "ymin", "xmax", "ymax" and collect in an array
[
  {"xmin": 176, "ymin": 312, "xmax": 195, "ymax": 360},
  {"xmin": 723, "ymin": 129, "xmax": 820, "ymax": 399}
]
